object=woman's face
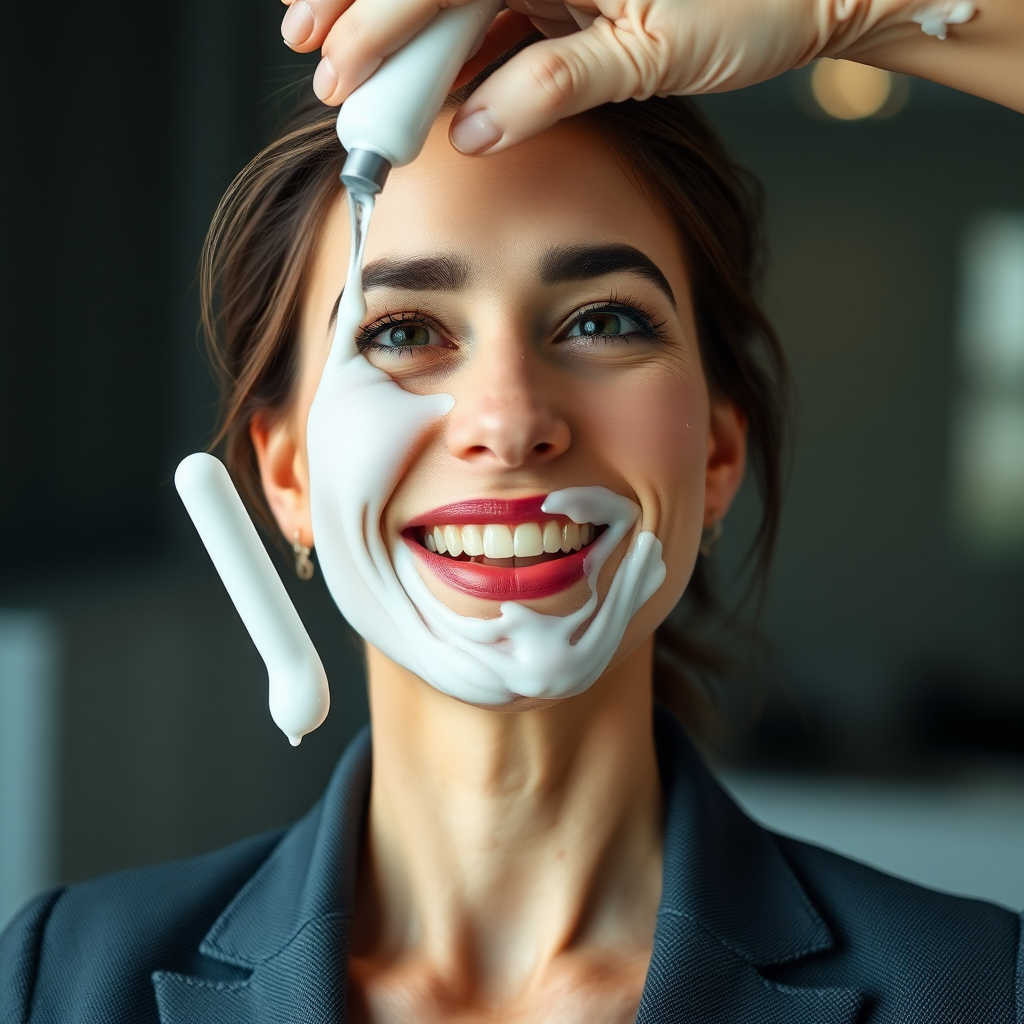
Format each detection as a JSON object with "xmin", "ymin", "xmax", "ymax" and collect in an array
[{"xmin": 258, "ymin": 113, "xmax": 746, "ymax": 691}]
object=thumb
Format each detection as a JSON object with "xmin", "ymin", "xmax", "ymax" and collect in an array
[{"xmin": 449, "ymin": 18, "xmax": 662, "ymax": 155}]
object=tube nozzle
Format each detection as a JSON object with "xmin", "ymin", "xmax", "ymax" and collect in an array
[{"xmin": 341, "ymin": 149, "xmax": 391, "ymax": 195}]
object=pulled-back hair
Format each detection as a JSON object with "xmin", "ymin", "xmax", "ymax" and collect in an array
[{"xmin": 200, "ymin": 62, "xmax": 788, "ymax": 727}]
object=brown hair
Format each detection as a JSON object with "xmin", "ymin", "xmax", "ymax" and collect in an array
[{"xmin": 200, "ymin": 69, "xmax": 788, "ymax": 724}]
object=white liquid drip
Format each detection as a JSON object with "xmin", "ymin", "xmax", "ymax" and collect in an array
[{"xmin": 306, "ymin": 190, "xmax": 667, "ymax": 704}]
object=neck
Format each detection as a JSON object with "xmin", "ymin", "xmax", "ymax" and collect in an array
[{"xmin": 352, "ymin": 637, "xmax": 664, "ymax": 1004}]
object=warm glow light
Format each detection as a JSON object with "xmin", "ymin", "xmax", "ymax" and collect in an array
[{"xmin": 811, "ymin": 59, "xmax": 892, "ymax": 120}]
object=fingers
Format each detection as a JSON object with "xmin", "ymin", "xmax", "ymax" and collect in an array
[
  {"xmin": 280, "ymin": 0, "xmax": 353, "ymax": 52},
  {"xmin": 505, "ymin": 0, "xmax": 582, "ymax": 36},
  {"xmin": 452, "ymin": 10, "xmax": 538, "ymax": 91},
  {"xmin": 449, "ymin": 17, "xmax": 659, "ymax": 154},
  {"xmin": 526, "ymin": 16, "xmax": 579, "ymax": 38},
  {"xmin": 309, "ymin": 0, "xmax": 485, "ymax": 105},
  {"xmin": 505, "ymin": 0, "xmax": 575, "ymax": 21}
]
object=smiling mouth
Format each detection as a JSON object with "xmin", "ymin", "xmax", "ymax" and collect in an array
[
  {"xmin": 402, "ymin": 496, "xmax": 604, "ymax": 601},
  {"xmin": 418, "ymin": 519, "xmax": 598, "ymax": 564}
]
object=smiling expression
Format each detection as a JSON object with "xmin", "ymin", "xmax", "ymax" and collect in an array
[{"xmin": 259, "ymin": 111, "xmax": 746, "ymax": 699}]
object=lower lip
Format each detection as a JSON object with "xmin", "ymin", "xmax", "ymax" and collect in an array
[{"xmin": 403, "ymin": 537, "xmax": 586, "ymax": 601}]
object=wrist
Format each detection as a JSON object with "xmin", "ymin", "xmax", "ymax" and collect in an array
[{"xmin": 815, "ymin": 0, "xmax": 977, "ymax": 59}]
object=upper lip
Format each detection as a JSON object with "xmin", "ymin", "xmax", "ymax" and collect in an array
[{"xmin": 403, "ymin": 496, "xmax": 548, "ymax": 529}]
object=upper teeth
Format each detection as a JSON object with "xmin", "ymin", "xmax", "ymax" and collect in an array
[{"xmin": 423, "ymin": 522, "xmax": 596, "ymax": 557}]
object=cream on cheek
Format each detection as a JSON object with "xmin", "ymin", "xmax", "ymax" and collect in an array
[
  {"xmin": 578, "ymin": 338, "xmax": 710, "ymax": 618},
  {"xmin": 302, "ymin": 190, "xmax": 668, "ymax": 705}
]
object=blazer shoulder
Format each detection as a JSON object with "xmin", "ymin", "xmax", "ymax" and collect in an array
[
  {"xmin": 1, "ymin": 828, "xmax": 284, "ymax": 1024},
  {"xmin": 773, "ymin": 833, "xmax": 1022, "ymax": 1023},
  {"xmin": 0, "ymin": 887, "xmax": 65, "ymax": 1024}
]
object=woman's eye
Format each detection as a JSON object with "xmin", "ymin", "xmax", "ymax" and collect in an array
[
  {"xmin": 566, "ymin": 310, "xmax": 644, "ymax": 339},
  {"xmin": 373, "ymin": 323, "xmax": 435, "ymax": 348}
]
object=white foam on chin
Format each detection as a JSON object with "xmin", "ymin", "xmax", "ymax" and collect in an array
[{"xmin": 306, "ymin": 191, "xmax": 667, "ymax": 705}]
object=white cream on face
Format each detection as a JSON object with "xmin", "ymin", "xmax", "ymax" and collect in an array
[{"xmin": 306, "ymin": 192, "xmax": 667, "ymax": 704}]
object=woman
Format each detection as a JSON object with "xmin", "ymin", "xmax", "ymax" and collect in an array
[{"xmin": 3, "ymin": 24, "xmax": 1021, "ymax": 1024}]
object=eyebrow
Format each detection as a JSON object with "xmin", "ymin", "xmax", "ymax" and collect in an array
[
  {"xmin": 326, "ymin": 243, "xmax": 675, "ymax": 333},
  {"xmin": 540, "ymin": 244, "xmax": 675, "ymax": 306},
  {"xmin": 327, "ymin": 254, "xmax": 470, "ymax": 331}
]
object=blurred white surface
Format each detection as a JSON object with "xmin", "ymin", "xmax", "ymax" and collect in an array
[
  {"xmin": 0, "ymin": 612, "xmax": 59, "ymax": 931},
  {"xmin": 720, "ymin": 770, "xmax": 1024, "ymax": 911},
  {"xmin": 951, "ymin": 212, "xmax": 1024, "ymax": 551}
]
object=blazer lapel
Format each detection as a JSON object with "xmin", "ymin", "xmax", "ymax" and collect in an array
[
  {"xmin": 152, "ymin": 710, "xmax": 863, "ymax": 1024},
  {"xmin": 639, "ymin": 912, "xmax": 863, "ymax": 1024},
  {"xmin": 636, "ymin": 709, "xmax": 864, "ymax": 1024},
  {"xmin": 152, "ymin": 727, "xmax": 371, "ymax": 1024}
]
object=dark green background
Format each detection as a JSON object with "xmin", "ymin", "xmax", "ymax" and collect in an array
[{"xmin": 0, "ymin": 4, "xmax": 1020, "ymax": 885}]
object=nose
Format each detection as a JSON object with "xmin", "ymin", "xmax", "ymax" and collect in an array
[{"xmin": 445, "ymin": 337, "xmax": 571, "ymax": 468}]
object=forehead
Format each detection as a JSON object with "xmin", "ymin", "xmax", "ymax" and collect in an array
[{"xmin": 310, "ymin": 115, "xmax": 689, "ymax": 299}]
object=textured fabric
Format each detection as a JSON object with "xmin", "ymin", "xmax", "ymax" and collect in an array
[
  {"xmin": 766, "ymin": 840, "xmax": 1020, "ymax": 1023},
  {"xmin": 1, "ymin": 710, "xmax": 1019, "ymax": 1024},
  {"xmin": 1017, "ymin": 912, "xmax": 1024, "ymax": 1023},
  {"xmin": 636, "ymin": 911, "xmax": 863, "ymax": 1024},
  {"xmin": 6, "ymin": 830, "xmax": 281, "ymax": 1024},
  {"xmin": 0, "ymin": 889, "xmax": 62, "ymax": 1024}
]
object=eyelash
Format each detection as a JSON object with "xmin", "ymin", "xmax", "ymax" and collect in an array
[
  {"xmin": 354, "ymin": 308, "xmax": 446, "ymax": 351},
  {"xmin": 569, "ymin": 295, "xmax": 668, "ymax": 345},
  {"xmin": 354, "ymin": 294, "xmax": 668, "ymax": 351}
]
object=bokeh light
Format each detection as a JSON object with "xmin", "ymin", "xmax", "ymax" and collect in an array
[{"xmin": 811, "ymin": 59, "xmax": 893, "ymax": 119}]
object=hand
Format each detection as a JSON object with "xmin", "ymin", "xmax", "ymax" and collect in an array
[{"xmin": 279, "ymin": 0, "xmax": 1015, "ymax": 154}]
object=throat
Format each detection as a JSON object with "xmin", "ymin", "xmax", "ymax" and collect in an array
[{"xmin": 353, "ymin": 639, "xmax": 665, "ymax": 1003}]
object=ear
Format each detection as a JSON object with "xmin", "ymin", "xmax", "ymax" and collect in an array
[
  {"xmin": 250, "ymin": 412, "xmax": 313, "ymax": 548},
  {"xmin": 704, "ymin": 396, "xmax": 747, "ymax": 528}
]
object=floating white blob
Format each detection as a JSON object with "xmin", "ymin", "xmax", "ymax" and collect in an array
[
  {"xmin": 306, "ymin": 192, "xmax": 667, "ymax": 704},
  {"xmin": 174, "ymin": 452, "xmax": 330, "ymax": 745},
  {"xmin": 911, "ymin": 0, "xmax": 976, "ymax": 39}
]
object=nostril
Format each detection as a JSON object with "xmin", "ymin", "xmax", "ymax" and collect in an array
[{"xmin": 534, "ymin": 442, "xmax": 553, "ymax": 454}]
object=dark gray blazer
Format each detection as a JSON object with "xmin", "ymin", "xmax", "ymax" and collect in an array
[{"xmin": 2, "ymin": 708, "xmax": 1022, "ymax": 1023}]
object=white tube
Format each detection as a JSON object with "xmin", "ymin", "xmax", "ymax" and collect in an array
[
  {"xmin": 174, "ymin": 453, "xmax": 329, "ymax": 746},
  {"xmin": 336, "ymin": 0, "xmax": 502, "ymax": 169}
]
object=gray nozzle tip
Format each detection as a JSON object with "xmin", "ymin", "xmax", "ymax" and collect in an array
[{"xmin": 341, "ymin": 149, "xmax": 391, "ymax": 195}]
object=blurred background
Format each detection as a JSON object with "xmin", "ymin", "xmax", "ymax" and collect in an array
[{"xmin": 1, "ymin": 4, "xmax": 1021, "ymax": 930}]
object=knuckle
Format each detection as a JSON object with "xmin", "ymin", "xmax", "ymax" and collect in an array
[
  {"xmin": 595, "ymin": 1, "xmax": 671, "ymax": 99},
  {"xmin": 335, "ymin": 9, "xmax": 371, "ymax": 50},
  {"xmin": 610, "ymin": 28, "xmax": 663, "ymax": 98},
  {"xmin": 528, "ymin": 50, "xmax": 587, "ymax": 110}
]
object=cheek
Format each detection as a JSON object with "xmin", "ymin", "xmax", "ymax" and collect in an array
[
  {"xmin": 585, "ymin": 364, "xmax": 709, "ymax": 631},
  {"xmin": 585, "ymin": 365, "xmax": 710, "ymax": 676},
  {"xmin": 581, "ymin": 365, "xmax": 710, "ymax": 534}
]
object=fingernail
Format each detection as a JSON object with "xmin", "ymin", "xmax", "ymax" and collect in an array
[
  {"xmin": 281, "ymin": 0, "xmax": 314, "ymax": 45},
  {"xmin": 313, "ymin": 56, "xmax": 338, "ymax": 101},
  {"xmin": 450, "ymin": 108, "xmax": 502, "ymax": 154}
]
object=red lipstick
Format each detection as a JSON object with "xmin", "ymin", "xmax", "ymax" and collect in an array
[
  {"xmin": 402, "ymin": 495, "xmax": 594, "ymax": 601},
  {"xmin": 404, "ymin": 496, "xmax": 547, "ymax": 529},
  {"xmin": 404, "ymin": 537, "xmax": 586, "ymax": 601}
]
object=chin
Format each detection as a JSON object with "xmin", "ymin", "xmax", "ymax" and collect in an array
[{"xmin": 461, "ymin": 693, "xmax": 568, "ymax": 714}]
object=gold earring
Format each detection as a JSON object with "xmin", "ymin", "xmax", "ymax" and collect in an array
[
  {"xmin": 699, "ymin": 513, "xmax": 722, "ymax": 557},
  {"xmin": 292, "ymin": 531, "xmax": 314, "ymax": 580}
]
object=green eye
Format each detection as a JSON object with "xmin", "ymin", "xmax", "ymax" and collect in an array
[
  {"xmin": 567, "ymin": 311, "xmax": 642, "ymax": 338},
  {"xmin": 379, "ymin": 324, "xmax": 433, "ymax": 347}
]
